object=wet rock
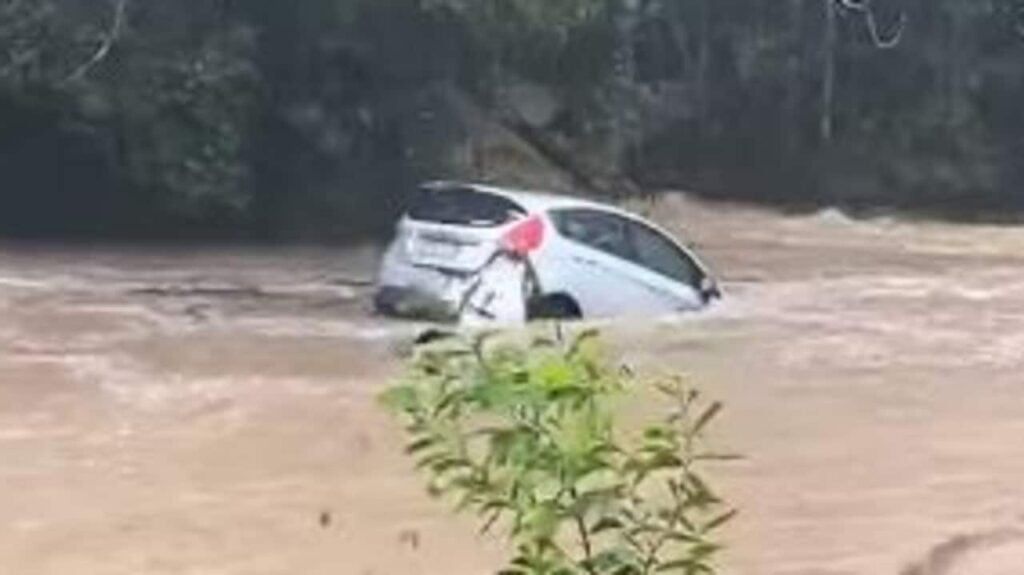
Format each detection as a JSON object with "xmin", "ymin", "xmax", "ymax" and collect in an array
[
  {"xmin": 318, "ymin": 510, "xmax": 332, "ymax": 529},
  {"xmin": 902, "ymin": 528, "xmax": 1024, "ymax": 575},
  {"xmin": 398, "ymin": 528, "xmax": 421, "ymax": 550}
]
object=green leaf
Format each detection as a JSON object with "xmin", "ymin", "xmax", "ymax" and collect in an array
[
  {"xmin": 535, "ymin": 358, "xmax": 576, "ymax": 390},
  {"xmin": 590, "ymin": 515, "xmax": 624, "ymax": 534},
  {"xmin": 480, "ymin": 500, "xmax": 510, "ymax": 534},
  {"xmin": 570, "ymin": 485, "xmax": 624, "ymax": 515},
  {"xmin": 643, "ymin": 426, "xmax": 674, "ymax": 442},
  {"xmin": 647, "ymin": 451, "xmax": 684, "ymax": 471},
  {"xmin": 404, "ymin": 421, "xmax": 427, "ymax": 435},
  {"xmin": 510, "ymin": 555, "xmax": 533, "ymax": 567},
  {"xmin": 693, "ymin": 453, "xmax": 745, "ymax": 462},
  {"xmin": 567, "ymin": 328, "xmax": 601, "ymax": 358},
  {"xmin": 693, "ymin": 402, "xmax": 723, "ymax": 435},
  {"xmin": 654, "ymin": 380, "xmax": 681, "ymax": 398},
  {"xmin": 626, "ymin": 523, "xmax": 663, "ymax": 539},
  {"xmin": 436, "ymin": 348, "xmax": 474, "ymax": 360},
  {"xmin": 584, "ymin": 548, "xmax": 643, "ymax": 573},
  {"xmin": 522, "ymin": 504, "xmax": 560, "ymax": 540},
  {"xmin": 530, "ymin": 335, "xmax": 559, "ymax": 348},
  {"xmin": 655, "ymin": 559, "xmax": 699, "ymax": 572},
  {"xmin": 664, "ymin": 531, "xmax": 703, "ymax": 544},
  {"xmin": 690, "ymin": 542, "xmax": 723, "ymax": 561},
  {"xmin": 685, "ymin": 472, "xmax": 719, "ymax": 505},
  {"xmin": 676, "ymin": 512, "xmax": 698, "ymax": 534},
  {"xmin": 404, "ymin": 437, "xmax": 437, "ymax": 455},
  {"xmin": 429, "ymin": 457, "xmax": 472, "ymax": 475},
  {"xmin": 702, "ymin": 509, "xmax": 738, "ymax": 533},
  {"xmin": 432, "ymin": 390, "xmax": 463, "ymax": 417},
  {"xmin": 415, "ymin": 453, "xmax": 445, "ymax": 471},
  {"xmin": 379, "ymin": 385, "xmax": 419, "ymax": 412}
]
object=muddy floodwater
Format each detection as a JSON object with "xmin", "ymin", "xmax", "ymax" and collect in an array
[{"xmin": 3, "ymin": 196, "xmax": 1024, "ymax": 574}]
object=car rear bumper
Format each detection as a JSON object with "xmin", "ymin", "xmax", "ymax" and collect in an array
[{"xmin": 373, "ymin": 285, "xmax": 460, "ymax": 322}]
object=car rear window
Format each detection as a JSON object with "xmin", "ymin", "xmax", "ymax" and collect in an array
[{"xmin": 408, "ymin": 186, "xmax": 526, "ymax": 227}]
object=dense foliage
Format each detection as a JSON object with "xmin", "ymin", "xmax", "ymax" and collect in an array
[
  {"xmin": 382, "ymin": 329, "xmax": 737, "ymax": 574},
  {"xmin": 2, "ymin": 0, "xmax": 1024, "ymax": 238}
]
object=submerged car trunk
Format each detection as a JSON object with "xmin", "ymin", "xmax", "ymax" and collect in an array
[
  {"xmin": 400, "ymin": 220, "xmax": 503, "ymax": 273},
  {"xmin": 399, "ymin": 185, "xmax": 528, "ymax": 273}
]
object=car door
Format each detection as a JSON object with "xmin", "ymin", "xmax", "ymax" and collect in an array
[
  {"xmin": 545, "ymin": 209, "xmax": 672, "ymax": 317},
  {"xmin": 621, "ymin": 218, "xmax": 706, "ymax": 312}
]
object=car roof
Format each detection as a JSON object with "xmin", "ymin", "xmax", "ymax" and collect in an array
[
  {"xmin": 421, "ymin": 180, "xmax": 623, "ymax": 216},
  {"xmin": 419, "ymin": 180, "xmax": 710, "ymax": 273}
]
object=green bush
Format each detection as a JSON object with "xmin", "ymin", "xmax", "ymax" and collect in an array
[{"xmin": 381, "ymin": 329, "xmax": 737, "ymax": 574}]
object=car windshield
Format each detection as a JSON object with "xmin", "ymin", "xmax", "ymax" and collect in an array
[{"xmin": 407, "ymin": 187, "xmax": 526, "ymax": 227}]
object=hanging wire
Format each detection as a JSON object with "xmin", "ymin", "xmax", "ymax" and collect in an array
[{"xmin": 836, "ymin": 0, "xmax": 906, "ymax": 49}]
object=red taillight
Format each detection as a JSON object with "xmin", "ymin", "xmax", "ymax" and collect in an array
[{"xmin": 501, "ymin": 215, "xmax": 545, "ymax": 257}]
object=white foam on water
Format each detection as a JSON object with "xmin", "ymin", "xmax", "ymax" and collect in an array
[
  {"xmin": 226, "ymin": 316, "xmax": 422, "ymax": 341},
  {"xmin": 0, "ymin": 275, "xmax": 51, "ymax": 290}
]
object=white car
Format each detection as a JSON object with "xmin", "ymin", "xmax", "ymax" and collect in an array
[{"xmin": 374, "ymin": 181, "xmax": 720, "ymax": 322}]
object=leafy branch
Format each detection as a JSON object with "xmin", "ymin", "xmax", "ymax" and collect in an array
[{"xmin": 382, "ymin": 329, "xmax": 738, "ymax": 574}]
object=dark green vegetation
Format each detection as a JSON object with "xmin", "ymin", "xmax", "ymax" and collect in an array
[
  {"xmin": 382, "ymin": 330, "xmax": 736, "ymax": 574},
  {"xmin": 3, "ymin": 0, "xmax": 1024, "ymax": 239}
]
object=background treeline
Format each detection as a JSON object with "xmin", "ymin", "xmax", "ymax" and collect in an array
[{"xmin": 2, "ymin": 0, "xmax": 1023, "ymax": 240}]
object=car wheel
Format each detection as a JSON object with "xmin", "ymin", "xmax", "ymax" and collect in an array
[
  {"xmin": 373, "ymin": 288, "xmax": 403, "ymax": 317},
  {"xmin": 527, "ymin": 294, "xmax": 583, "ymax": 321}
]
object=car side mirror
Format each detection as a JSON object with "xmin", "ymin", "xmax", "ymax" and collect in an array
[{"xmin": 699, "ymin": 276, "xmax": 721, "ymax": 303}]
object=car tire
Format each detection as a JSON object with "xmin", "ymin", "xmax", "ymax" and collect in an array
[
  {"xmin": 373, "ymin": 289, "xmax": 399, "ymax": 316},
  {"xmin": 527, "ymin": 294, "xmax": 583, "ymax": 321}
]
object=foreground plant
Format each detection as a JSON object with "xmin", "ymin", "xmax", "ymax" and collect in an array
[{"xmin": 381, "ymin": 329, "xmax": 737, "ymax": 574}]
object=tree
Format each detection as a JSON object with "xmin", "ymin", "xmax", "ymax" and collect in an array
[
  {"xmin": 5, "ymin": 0, "xmax": 1024, "ymax": 238},
  {"xmin": 0, "ymin": 0, "xmax": 260, "ymax": 227}
]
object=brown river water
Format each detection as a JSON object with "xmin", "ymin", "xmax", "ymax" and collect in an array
[{"xmin": 2, "ymin": 195, "xmax": 1024, "ymax": 574}]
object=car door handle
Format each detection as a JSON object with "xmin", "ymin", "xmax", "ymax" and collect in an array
[{"xmin": 572, "ymin": 256, "xmax": 598, "ymax": 266}]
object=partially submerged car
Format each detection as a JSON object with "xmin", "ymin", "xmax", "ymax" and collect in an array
[{"xmin": 374, "ymin": 181, "xmax": 720, "ymax": 324}]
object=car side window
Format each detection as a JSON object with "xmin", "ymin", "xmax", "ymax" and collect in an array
[
  {"xmin": 552, "ymin": 209, "xmax": 633, "ymax": 261},
  {"xmin": 627, "ymin": 221, "xmax": 703, "ymax": 287}
]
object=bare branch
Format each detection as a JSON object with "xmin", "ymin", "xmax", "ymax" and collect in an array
[
  {"xmin": 836, "ymin": 0, "xmax": 905, "ymax": 49},
  {"xmin": 61, "ymin": 0, "xmax": 129, "ymax": 85}
]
